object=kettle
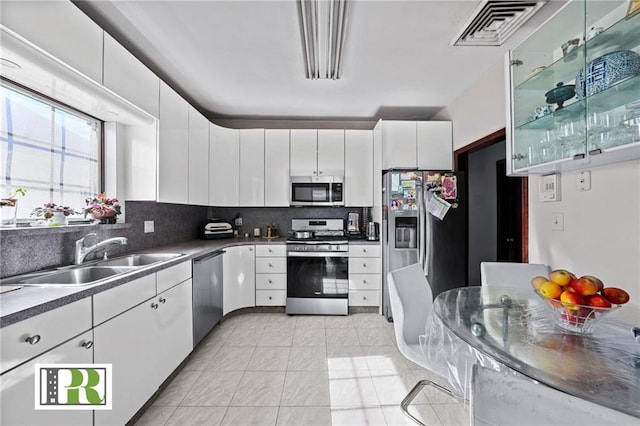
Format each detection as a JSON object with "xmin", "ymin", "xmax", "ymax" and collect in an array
[{"xmin": 367, "ymin": 222, "xmax": 379, "ymax": 241}]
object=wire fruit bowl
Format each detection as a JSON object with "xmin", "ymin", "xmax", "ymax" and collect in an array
[{"xmin": 534, "ymin": 290, "xmax": 621, "ymax": 334}]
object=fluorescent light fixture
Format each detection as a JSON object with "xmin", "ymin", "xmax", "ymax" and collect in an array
[{"xmin": 298, "ymin": 0, "xmax": 349, "ymax": 79}]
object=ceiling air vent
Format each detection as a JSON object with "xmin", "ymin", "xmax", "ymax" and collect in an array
[{"xmin": 452, "ymin": 0, "xmax": 547, "ymax": 46}]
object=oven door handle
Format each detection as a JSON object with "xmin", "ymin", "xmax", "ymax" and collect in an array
[{"xmin": 287, "ymin": 252, "xmax": 348, "ymax": 258}]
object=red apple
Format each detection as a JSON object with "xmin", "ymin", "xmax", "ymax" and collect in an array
[
  {"xmin": 584, "ymin": 294, "xmax": 612, "ymax": 309},
  {"xmin": 570, "ymin": 276, "xmax": 599, "ymax": 296},
  {"xmin": 602, "ymin": 287, "xmax": 630, "ymax": 305},
  {"xmin": 583, "ymin": 275, "xmax": 604, "ymax": 291},
  {"xmin": 560, "ymin": 290, "xmax": 584, "ymax": 311}
]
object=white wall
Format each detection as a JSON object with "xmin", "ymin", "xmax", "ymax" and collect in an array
[
  {"xmin": 442, "ymin": 58, "xmax": 640, "ymax": 310},
  {"xmin": 433, "ymin": 59, "xmax": 506, "ymax": 151},
  {"xmin": 528, "ymin": 160, "xmax": 640, "ymax": 309}
]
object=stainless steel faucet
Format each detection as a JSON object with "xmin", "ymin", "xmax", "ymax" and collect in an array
[{"xmin": 75, "ymin": 233, "xmax": 128, "ymax": 264}]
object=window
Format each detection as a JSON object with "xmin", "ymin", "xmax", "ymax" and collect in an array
[{"xmin": 0, "ymin": 81, "xmax": 102, "ymax": 220}]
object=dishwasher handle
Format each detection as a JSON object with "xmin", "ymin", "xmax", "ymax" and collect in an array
[{"xmin": 193, "ymin": 250, "xmax": 225, "ymax": 263}]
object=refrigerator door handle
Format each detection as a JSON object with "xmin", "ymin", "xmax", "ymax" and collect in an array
[
  {"xmin": 418, "ymin": 178, "xmax": 426, "ymax": 271},
  {"xmin": 422, "ymin": 185, "xmax": 430, "ymax": 276}
]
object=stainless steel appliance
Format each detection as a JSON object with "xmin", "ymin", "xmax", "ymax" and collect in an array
[
  {"xmin": 286, "ymin": 218, "xmax": 349, "ymax": 315},
  {"xmin": 290, "ymin": 176, "xmax": 344, "ymax": 206},
  {"xmin": 347, "ymin": 212, "xmax": 360, "ymax": 233},
  {"xmin": 192, "ymin": 250, "xmax": 224, "ymax": 346},
  {"xmin": 382, "ymin": 170, "xmax": 466, "ymax": 321},
  {"xmin": 202, "ymin": 219, "xmax": 234, "ymax": 239}
]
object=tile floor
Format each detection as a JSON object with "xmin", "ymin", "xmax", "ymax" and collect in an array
[{"xmin": 135, "ymin": 313, "xmax": 468, "ymax": 426}]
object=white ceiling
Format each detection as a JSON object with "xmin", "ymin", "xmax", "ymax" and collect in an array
[{"xmin": 75, "ymin": 0, "xmax": 565, "ymax": 124}]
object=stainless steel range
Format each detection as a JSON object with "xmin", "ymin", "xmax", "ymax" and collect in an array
[{"xmin": 286, "ymin": 219, "xmax": 349, "ymax": 315}]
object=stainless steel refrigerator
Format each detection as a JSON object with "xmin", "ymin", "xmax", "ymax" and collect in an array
[{"xmin": 382, "ymin": 170, "xmax": 467, "ymax": 321}]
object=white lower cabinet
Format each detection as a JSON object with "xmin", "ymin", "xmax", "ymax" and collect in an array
[
  {"xmin": 0, "ymin": 331, "xmax": 94, "ymax": 426},
  {"xmin": 255, "ymin": 245, "xmax": 287, "ymax": 307},
  {"xmin": 223, "ymin": 245, "xmax": 256, "ymax": 315},
  {"xmin": 93, "ymin": 295, "xmax": 160, "ymax": 426},
  {"xmin": 94, "ymin": 271, "xmax": 193, "ymax": 426},
  {"xmin": 348, "ymin": 244, "xmax": 381, "ymax": 307}
]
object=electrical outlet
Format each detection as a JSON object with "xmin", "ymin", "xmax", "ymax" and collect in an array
[
  {"xmin": 576, "ymin": 171, "xmax": 591, "ymax": 191},
  {"xmin": 144, "ymin": 220, "xmax": 154, "ymax": 233},
  {"xmin": 234, "ymin": 217, "xmax": 243, "ymax": 227}
]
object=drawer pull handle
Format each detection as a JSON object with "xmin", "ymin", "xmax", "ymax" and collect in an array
[
  {"xmin": 363, "ymin": 280, "xmax": 367, "ymax": 284},
  {"xmin": 151, "ymin": 302, "xmax": 159, "ymax": 309},
  {"xmin": 363, "ymin": 296, "xmax": 367, "ymax": 300},
  {"xmin": 363, "ymin": 263, "xmax": 367, "ymax": 267},
  {"xmin": 159, "ymin": 297, "xmax": 167, "ymax": 304},
  {"xmin": 268, "ymin": 279, "xmax": 273, "ymax": 284},
  {"xmin": 268, "ymin": 296, "xmax": 273, "ymax": 300},
  {"xmin": 82, "ymin": 340, "xmax": 94, "ymax": 349},
  {"xmin": 268, "ymin": 263, "xmax": 273, "ymax": 267},
  {"xmin": 25, "ymin": 335, "xmax": 41, "ymax": 345},
  {"xmin": 249, "ymin": 248, "xmax": 253, "ymax": 251},
  {"xmin": 268, "ymin": 249, "xmax": 273, "ymax": 253},
  {"xmin": 363, "ymin": 249, "xmax": 367, "ymax": 253}
]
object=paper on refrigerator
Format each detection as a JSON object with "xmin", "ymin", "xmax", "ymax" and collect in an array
[{"xmin": 426, "ymin": 193, "xmax": 451, "ymax": 220}]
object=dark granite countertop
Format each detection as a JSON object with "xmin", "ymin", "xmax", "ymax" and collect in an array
[{"xmin": 0, "ymin": 236, "xmax": 286, "ymax": 328}]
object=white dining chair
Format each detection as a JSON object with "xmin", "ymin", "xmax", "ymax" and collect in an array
[
  {"xmin": 480, "ymin": 262, "xmax": 550, "ymax": 288},
  {"xmin": 471, "ymin": 364, "xmax": 638, "ymax": 425},
  {"xmin": 388, "ymin": 263, "xmax": 458, "ymax": 425}
]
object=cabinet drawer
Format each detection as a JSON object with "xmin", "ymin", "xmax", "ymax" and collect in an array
[
  {"xmin": 349, "ymin": 290, "xmax": 379, "ymax": 307},
  {"xmin": 157, "ymin": 261, "xmax": 191, "ymax": 293},
  {"xmin": 255, "ymin": 257, "xmax": 286, "ymax": 274},
  {"xmin": 349, "ymin": 274, "xmax": 380, "ymax": 290},
  {"xmin": 256, "ymin": 290, "xmax": 286, "ymax": 306},
  {"xmin": 256, "ymin": 273, "xmax": 287, "ymax": 290},
  {"xmin": 255, "ymin": 245, "xmax": 287, "ymax": 257},
  {"xmin": 93, "ymin": 274, "xmax": 156, "ymax": 326},
  {"xmin": 349, "ymin": 245, "xmax": 380, "ymax": 258},
  {"xmin": 1, "ymin": 298, "xmax": 92, "ymax": 374},
  {"xmin": 349, "ymin": 258, "xmax": 380, "ymax": 274}
]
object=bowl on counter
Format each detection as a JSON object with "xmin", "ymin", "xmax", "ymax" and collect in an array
[
  {"xmin": 534, "ymin": 290, "xmax": 621, "ymax": 334},
  {"xmin": 576, "ymin": 50, "xmax": 640, "ymax": 98}
]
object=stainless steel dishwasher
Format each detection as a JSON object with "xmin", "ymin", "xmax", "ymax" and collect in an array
[{"xmin": 192, "ymin": 250, "xmax": 224, "ymax": 347}]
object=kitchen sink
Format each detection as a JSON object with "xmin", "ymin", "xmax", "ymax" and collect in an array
[
  {"xmin": 18, "ymin": 266, "xmax": 137, "ymax": 287},
  {"xmin": 2, "ymin": 252, "xmax": 186, "ymax": 287},
  {"xmin": 97, "ymin": 253, "xmax": 184, "ymax": 267}
]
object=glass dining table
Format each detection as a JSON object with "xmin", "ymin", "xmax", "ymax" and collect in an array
[{"xmin": 420, "ymin": 286, "xmax": 640, "ymax": 419}]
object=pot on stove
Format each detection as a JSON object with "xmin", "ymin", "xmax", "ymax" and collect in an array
[{"xmin": 294, "ymin": 230, "xmax": 314, "ymax": 239}]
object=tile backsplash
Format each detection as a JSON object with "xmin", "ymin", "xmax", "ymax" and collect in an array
[
  {"xmin": 0, "ymin": 201, "xmax": 208, "ymax": 278},
  {"xmin": 0, "ymin": 202, "xmax": 371, "ymax": 278}
]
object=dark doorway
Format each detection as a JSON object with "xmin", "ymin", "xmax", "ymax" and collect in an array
[
  {"xmin": 496, "ymin": 159, "xmax": 523, "ymax": 262},
  {"xmin": 455, "ymin": 129, "xmax": 528, "ymax": 285}
]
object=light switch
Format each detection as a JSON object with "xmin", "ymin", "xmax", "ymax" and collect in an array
[
  {"xmin": 576, "ymin": 171, "xmax": 591, "ymax": 191},
  {"xmin": 144, "ymin": 220, "xmax": 154, "ymax": 233},
  {"xmin": 551, "ymin": 213, "xmax": 564, "ymax": 231}
]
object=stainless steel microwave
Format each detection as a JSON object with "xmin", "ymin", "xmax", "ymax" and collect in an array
[{"xmin": 290, "ymin": 176, "xmax": 344, "ymax": 206}]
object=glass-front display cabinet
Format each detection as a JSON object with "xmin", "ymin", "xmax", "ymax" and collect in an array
[{"xmin": 507, "ymin": 0, "xmax": 640, "ymax": 174}]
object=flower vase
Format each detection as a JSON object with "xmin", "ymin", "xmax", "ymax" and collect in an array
[
  {"xmin": 0, "ymin": 199, "xmax": 18, "ymax": 227},
  {"xmin": 89, "ymin": 209, "xmax": 117, "ymax": 224},
  {"xmin": 47, "ymin": 211, "xmax": 68, "ymax": 226}
]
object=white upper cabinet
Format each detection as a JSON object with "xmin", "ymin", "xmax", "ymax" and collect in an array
[
  {"xmin": 381, "ymin": 120, "xmax": 453, "ymax": 170},
  {"xmin": 158, "ymin": 81, "xmax": 189, "ymax": 204},
  {"xmin": 290, "ymin": 129, "xmax": 345, "ymax": 176},
  {"xmin": 239, "ymin": 129, "xmax": 265, "ymax": 207},
  {"xmin": 345, "ymin": 130, "xmax": 374, "ymax": 206},
  {"xmin": 265, "ymin": 129, "xmax": 290, "ymax": 206},
  {"xmin": 317, "ymin": 129, "xmax": 345, "ymax": 176},
  {"xmin": 103, "ymin": 33, "xmax": 160, "ymax": 118},
  {"xmin": 381, "ymin": 121, "xmax": 417, "ymax": 169},
  {"xmin": 210, "ymin": 123, "xmax": 240, "ymax": 206},
  {"xmin": 188, "ymin": 106, "xmax": 210, "ymax": 206},
  {"xmin": 290, "ymin": 129, "xmax": 318, "ymax": 176},
  {"xmin": 417, "ymin": 121, "xmax": 453, "ymax": 170},
  {"xmin": 1, "ymin": 1, "xmax": 103, "ymax": 84}
]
